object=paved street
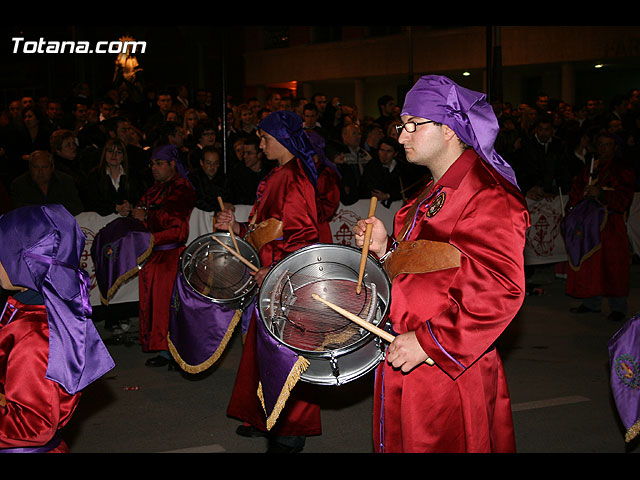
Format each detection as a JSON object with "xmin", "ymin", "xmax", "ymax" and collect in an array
[{"xmin": 63, "ymin": 264, "xmax": 640, "ymax": 453}]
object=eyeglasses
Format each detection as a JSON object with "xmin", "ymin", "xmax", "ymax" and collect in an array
[{"xmin": 395, "ymin": 120, "xmax": 434, "ymax": 135}]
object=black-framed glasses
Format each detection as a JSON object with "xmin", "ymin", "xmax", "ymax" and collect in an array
[{"xmin": 395, "ymin": 120, "xmax": 434, "ymax": 135}]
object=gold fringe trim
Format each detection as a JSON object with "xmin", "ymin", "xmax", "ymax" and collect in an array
[
  {"xmin": 626, "ymin": 419, "xmax": 640, "ymax": 443},
  {"xmin": 100, "ymin": 235, "xmax": 155, "ymax": 305},
  {"xmin": 567, "ymin": 207, "xmax": 608, "ymax": 272},
  {"xmin": 167, "ymin": 309, "xmax": 242, "ymax": 374},
  {"xmin": 258, "ymin": 356, "xmax": 310, "ymax": 431}
]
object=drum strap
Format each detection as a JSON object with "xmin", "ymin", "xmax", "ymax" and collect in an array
[
  {"xmin": 382, "ymin": 239, "xmax": 461, "ymax": 281},
  {"xmin": 245, "ymin": 218, "xmax": 283, "ymax": 252}
]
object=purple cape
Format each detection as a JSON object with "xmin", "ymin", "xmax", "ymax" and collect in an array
[
  {"xmin": 401, "ymin": 74, "xmax": 519, "ymax": 188},
  {"xmin": 168, "ymin": 271, "xmax": 253, "ymax": 373},
  {"xmin": 0, "ymin": 204, "xmax": 115, "ymax": 395},
  {"xmin": 255, "ymin": 309, "xmax": 310, "ymax": 430},
  {"xmin": 609, "ymin": 313, "xmax": 640, "ymax": 442},
  {"xmin": 90, "ymin": 216, "xmax": 154, "ymax": 304},
  {"xmin": 560, "ymin": 198, "xmax": 607, "ymax": 270}
]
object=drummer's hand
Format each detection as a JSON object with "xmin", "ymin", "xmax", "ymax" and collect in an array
[
  {"xmin": 116, "ymin": 201, "xmax": 132, "ymax": 216},
  {"xmin": 131, "ymin": 207, "xmax": 146, "ymax": 222},
  {"xmin": 215, "ymin": 209, "xmax": 240, "ymax": 234},
  {"xmin": 386, "ymin": 331, "xmax": 430, "ymax": 373},
  {"xmin": 251, "ymin": 266, "xmax": 270, "ymax": 288},
  {"xmin": 354, "ymin": 216, "xmax": 388, "ymax": 258}
]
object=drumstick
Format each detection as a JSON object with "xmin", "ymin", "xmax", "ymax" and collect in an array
[
  {"xmin": 311, "ymin": 293, "xmax": 434, "ymax": 366},
  {"xmin": 357, "ymin": 196, "xmax": 378, "ymax": 294},
  {"xmin": 211, "ymin": 234, "xmax": 259, "ymax": 272},
  {"xmin": 217, "ymin": 196, "xmax": 240, "ymax": 254}
]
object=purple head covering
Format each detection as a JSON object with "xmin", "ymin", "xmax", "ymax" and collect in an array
[
  {"xmin": 401, "ymin": 75, "xmax": 519, "ymax": 188},
  {"xmin": 306, "ymin": 130, "xmax": 341, "ymax": 179},
  {"xmin": 152, "ymin": 144, "xmax": 192, "ymax": 187},
  {"xmin": 0, "ymin": 204, "xmax": 115, "ymax": 395},
  {"xmin": 258, "ymin": 110, "xmax": 318, "ymax": 187}
]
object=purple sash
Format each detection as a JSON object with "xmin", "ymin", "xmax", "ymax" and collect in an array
[
  {"xmin": 167, "ymin": 271, "xmax": 253, "ymax": 373},
  {"xmin": 255, "ymin": 308, "xmax": 310, "ymax": 430},
  {"xmin": 609, "ymin": 313, "xmax": 640, "ymax": 442},
  {"xmin": 0, "ymin": 432, "xmax": 62, "ymax": 453},
  {"xmin": 561, "ymin": 198, "xmax": 607, "ymax": 270},
  {"xmin": 90, "ymin": 216, "xmax": 154, "ymax": 305}
]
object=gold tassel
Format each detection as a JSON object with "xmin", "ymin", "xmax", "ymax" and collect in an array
[
  {"xmin": 167, "ymin": 309, "xmax": 242, "ymax": 374},
  {"xmin": 258, "ymin": 355, "xmax": 310, "ymax": 431},
  {"xmin": 100, "ymin": 236, "xmax": 155, "ymax": 305}
]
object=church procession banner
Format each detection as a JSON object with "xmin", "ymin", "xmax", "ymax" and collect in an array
[{"xmin": 76, "ymin": 193, "xmax": 640, "ymax": 306}]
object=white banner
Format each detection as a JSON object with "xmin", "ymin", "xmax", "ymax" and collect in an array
[{"xmin": 76, "ymin": 193, "xmax": 640, "ymax": 305}]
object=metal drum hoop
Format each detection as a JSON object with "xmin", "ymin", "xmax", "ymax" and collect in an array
[
  {"xmin": 258, "ymin": 243, "xmax": 391, "ymax": 385},
  {"xmin": 180, "ymin": 232, "xmax": 261, "ymax": 310}
]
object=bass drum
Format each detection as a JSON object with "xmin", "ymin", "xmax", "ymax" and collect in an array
[
  {"xmin": 180, "ymin": 232, "xmax": 261, "ymax": 310},
  {"xmin": 258, "ymin": 243, "xmax": 391, "ymax": 386}
]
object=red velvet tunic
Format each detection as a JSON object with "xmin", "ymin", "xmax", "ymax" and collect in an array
[
  {"xmin": 227, "ymin": 158, "xmax": 322, "ymax": 436},
  {"xmin": 374, "ymin": 149, "xmax": 529, "ymax": 452},
  {"xmin": 0, "ymin": 297, "xmax": 80, "ymax": 453},
  {"xmin": 315, "ymin": 162, "xmax": 341, "ymax": 244},
  {"xmin": 565, "ymin": 157, "xmax": 636, "ymax": 298},
  {"xmin": 138, "ymin": 175, "xmax": 195, "ymax": 352}
]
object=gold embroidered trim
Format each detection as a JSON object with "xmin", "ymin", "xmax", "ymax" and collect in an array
[
  {"xmin": 0, "ymin": 393, "xmax": 6, "ymax": 407},
  {"xmin": 167, "ymin": 309, "xmax": 242, "ymax": 374},
  {"xmin": 258, "ymin": 355, "xmax": 310, "ymax": 431},
  {"xmin": 100, "ymin": 235, "xmax": 155, "ymax": 305},
  {"xmin": 626, "ymin": 419, "xmax": 640, "ymax": 443}
]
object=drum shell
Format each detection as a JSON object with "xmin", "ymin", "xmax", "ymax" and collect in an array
[
  {"xmin": 258, "ymin": 243, "xmax": 391, "ymax": 386},
  {"xmin": 180, "ymin": 232, "xmax": 261, "ymax": 310}
]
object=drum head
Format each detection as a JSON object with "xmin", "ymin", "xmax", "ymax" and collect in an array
[
  {"xmin": 181, "ymin": 232, "xmax": 260, "ymax": 307},
  {"xmin": 259, "ymin": 244, "xmax": 391, "ymax": 385}
]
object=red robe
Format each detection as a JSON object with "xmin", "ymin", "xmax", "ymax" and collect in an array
[
  {"xmin": 138, "ymin": 175, "xmax": 195, "ymax": 352},
  {"xmin": 374, "ymin": 149, "xmax": 530, "ymax": 452},
  {"xmin": 565, "ymin": 157, "xmax": 636, "ymax": 298},
  {"xmin": 0, "ymin": 296, "xmax": 80, "ymax": 453},
  {"xmin": 227, "ymin": 157, "xmax": 322, "ymax": 436},
  {"xmin": 315, "ymin": 161, "xmax": 341, "ymax": 243}
]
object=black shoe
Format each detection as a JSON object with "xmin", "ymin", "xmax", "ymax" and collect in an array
[
  {"xmin": 167, "ymin": 359, "xmax": 180, "ymax": 371},
  {"xmin": 570, "ymin": 304, "xmax": 601, "ymax": 314},
  {"xmin": 266, "ymin": 441, "xmax": 304, "ymax": 453},
  {"xmin": 145, "ymin": 355, "xmax": 170, "ymax": 367},
  {"xmin": 608, "ymin": 311, "xmax": 626, "ymax": 322},
  {"xmin": 236, "ymin": 425, "xmax": 267, "ymax": 438}
]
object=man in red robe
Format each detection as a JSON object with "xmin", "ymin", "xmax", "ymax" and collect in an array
[
  {"xmin": 216, "ymin": 110, "xmax": 320, "ymax": 453},
  {"xmin": 355, "ymin": 75, "xmax": 530, "ymax": 453},
  {"xmin": 0, "ymin": 205, "xmax": 114, "ymax": 452},
  {"xmin": 565, "ymin": 131, "xmax": 636, "ymax": 321},
  {"xmin": 132, "ymin": 145, "xmax": 195, "ymax": 367}
]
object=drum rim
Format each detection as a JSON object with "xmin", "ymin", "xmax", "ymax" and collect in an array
[
  {"xmin": 180, "ymin": 231, "xmax": 261, "ymax": 304},
  {"xmin": 258, "ymin": 242, "xmax": 392, "ymax": 360}
]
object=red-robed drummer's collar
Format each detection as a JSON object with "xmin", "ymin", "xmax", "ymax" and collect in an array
[{"xmin": 434, "ymin": 148, "xmax": 479, "ymax": 190}]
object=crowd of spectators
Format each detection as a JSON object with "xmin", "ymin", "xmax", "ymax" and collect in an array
[{"xmin": 0, "ymin": 80, "xmax": 638, "ymax": 222}]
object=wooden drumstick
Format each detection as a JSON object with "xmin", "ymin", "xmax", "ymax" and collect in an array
[
  {"xmin": 357, "ymin": 196, "xmax": 378, "ymax": 294},
  {"xmin": 218, "ymin": 196, "xmax": 240, "ymax": 253},
  {"xmin": 211, "ymin": 234, "xmax": 259, "ymax": 272},
  {"xmin": 311, "ymin": 293, "xmax": 435, "ymax": 366}
]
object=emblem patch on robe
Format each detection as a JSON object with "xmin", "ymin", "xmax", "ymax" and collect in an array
[
  {"xmin": 614, "ymin": 354, "xmax": 640, "ymax": 389},
  {"xmin": 426, "ymin": 192, "xmax": 446, "ymax": 217}
]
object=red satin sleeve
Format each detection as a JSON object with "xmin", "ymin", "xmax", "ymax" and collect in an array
[
  {"xmin": 411, "ymin": 184, "xmax": 529, "ymax": 379},
  {"xmin": 253, "ymin": 159, "xmax": 319, "ymax": 266},
  {"xmin": 316, "ymin": 167, "xmax": 341, "ymax": 223},
  {"xmin": 0, "ymin": 305, "xmax": 79, "ymax": 449},
  {"xmin": 144, "ymin": 178, "xmax": 196, "ymax": 246}
]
